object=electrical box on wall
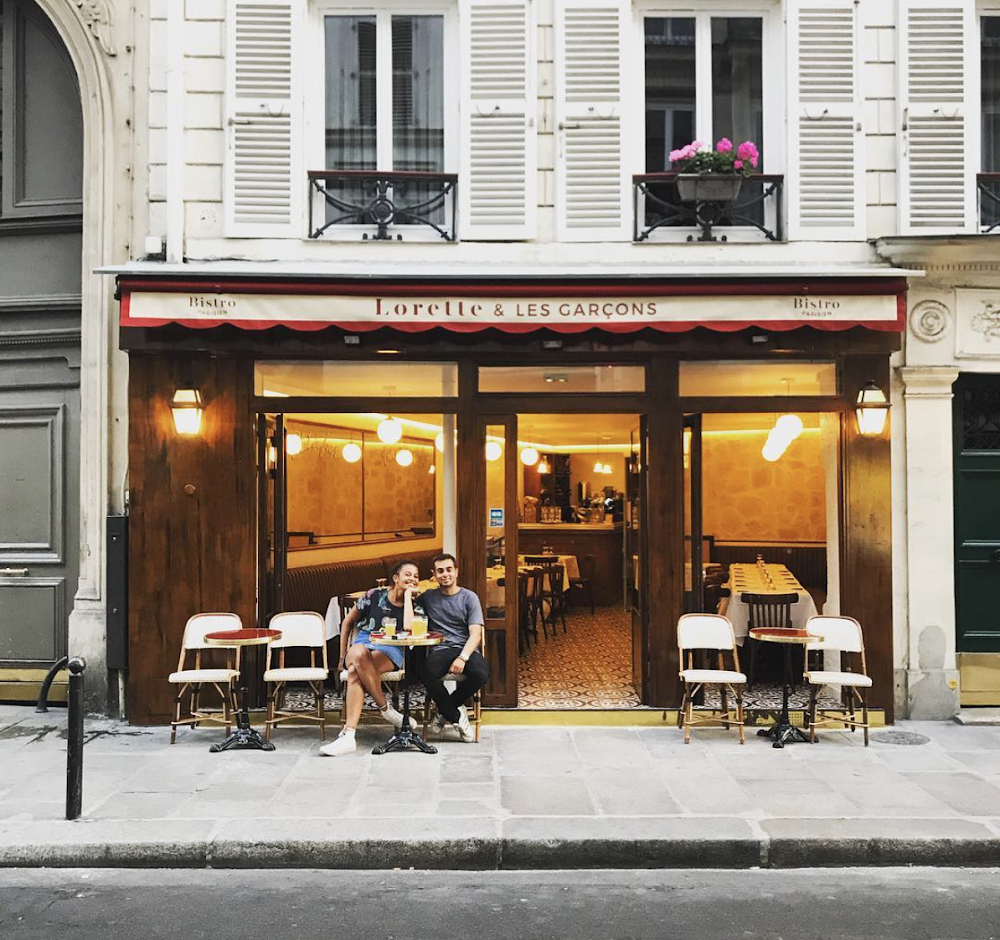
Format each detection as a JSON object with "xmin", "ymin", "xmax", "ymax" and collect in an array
[{"xmin": 106, "ymin": 515, "xmax": 129, "ymax": 670}]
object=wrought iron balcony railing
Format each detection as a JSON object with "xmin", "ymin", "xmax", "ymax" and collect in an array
[
  {"xmin": 633, "ymin": 173, "xmax": 784, "ymax": 243},
  {"xmin": 978, "ymin": 173, "xmax": 1000, "ymax": 233},
  {"xmin": 308, "ymin": 170, "xmax": 458, "ymax": 241}
]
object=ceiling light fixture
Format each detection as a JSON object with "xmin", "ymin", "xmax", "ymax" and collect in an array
[
  {"xmin": 520, "ymin": 447, "xmax": 540, "ymax": 466},
  {"xmin": 396, "ymin": 448, "xmax": 413, "ymax": 467},
  {"xmin": 377, "ymin": 417, "xmax": 403, "ymax": 444},
  {"xmin": 285, "ymin": 433, "xmax": 303, "ymax": 455},
  {"xmin": 485, "ymin": 440, "xmax": 503, "ymax": 462},
  {"xmin": 342, "ymin": 442, "xmax": 362, "ymax": 463}
]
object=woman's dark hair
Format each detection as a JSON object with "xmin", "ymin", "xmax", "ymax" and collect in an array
[{"xmin": 390, "ymin": 559, "xmax": 421, "ymax": 580}]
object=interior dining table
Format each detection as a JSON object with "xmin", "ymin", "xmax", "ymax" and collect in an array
[
  {"xmin": 718, "ymin": 562, "xmax": 819, "ymax": 644},
  {"xmin": 485, "ymin": 553, "xmax": 580, "ymax": 609}
]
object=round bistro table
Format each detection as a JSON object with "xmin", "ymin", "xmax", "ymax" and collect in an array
[
  {"xmin": 366, "ymin": 631, "xmax": 443, "ymax": 755},
  {"xmin": 747, "ymin": 627, "xmax": 821, "ymax": 749},
  {"xmin": 204, "ymin": 628, "xmax": 282, "ymax": 753}
]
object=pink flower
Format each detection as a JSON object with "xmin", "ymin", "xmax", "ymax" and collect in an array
[
  {"xmin": 691, "ymin": 140, "xmax": 704, "ymax": 151},
  {"xmin": 750, "ymin": 155, "xmax": 759, "ymax": 168},
  {"xmin": 733, "ymin": 159, "xmax": 744, "ymax": 170},
  {"xmin": 716, "ymin": 137, "xmax": 733, "ymax": 153},
  {"xmin": 668, "ymin": 148, "xmax": 684, "ymax": 163},
  {"xmin": 737, "ymin": 140, "xmax": 759, "ymax": 161}
]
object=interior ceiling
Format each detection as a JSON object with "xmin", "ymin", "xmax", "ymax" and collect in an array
[{"xmin": 282, "ymin": 412, "xmax": 828, "ymax": 447}]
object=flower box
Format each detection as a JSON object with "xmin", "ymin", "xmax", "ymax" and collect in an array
[{"xmin": 676, "ymin": 174, "xmax": 744, "ymax": 204}]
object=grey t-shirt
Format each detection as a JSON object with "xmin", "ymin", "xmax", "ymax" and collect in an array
[{"xmin": 418, "ymin": 587, "xmax": 484, "ymax": 649}]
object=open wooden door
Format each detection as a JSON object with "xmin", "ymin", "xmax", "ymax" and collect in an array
[
  {"xmin": 627, "ymin": 417, "xmax": 649, "ymax": 700},
  {"xmin": 683, "ymin": 414, "xmax": 704, "ymax": 612},
  {"xmin": 479, "ymin": 415, "xmax": 519, "ymax": 706}
]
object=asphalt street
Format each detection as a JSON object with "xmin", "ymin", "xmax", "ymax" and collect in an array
[{"xmin": 1, "ymin": 867, "xmax": 998, "ymax": 939}]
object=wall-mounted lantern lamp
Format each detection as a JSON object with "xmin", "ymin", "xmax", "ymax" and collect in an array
[
  {"xmin": 855, "ymin": 380, "xmax": 890, "ymax": 436},
  {"xmin": 171, "ymin": 389, "xmax": 203, "ymax": 435}
]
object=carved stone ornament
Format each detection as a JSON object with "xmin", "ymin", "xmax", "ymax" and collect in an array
[
  {"xmin": 909, "ymin": 299, "xmax": 950, "ymax": 343},
  {"xmin": 971, "ymin": 301, "xmax": 1000, "ymax": 345},
  {"xmin": 75, "ymin": 0, "xmax": 116, "ymax": 57}
]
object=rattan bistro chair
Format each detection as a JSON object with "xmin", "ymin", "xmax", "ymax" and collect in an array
[
  {"xmin": 804, "ymin": 615, "xmax": 872, "ymax": 746},
  {"xmin": 168, "ymin": 612, "xmax": 242, "ymax": 744},
  {"xmin": 674, "ymin": 613, "xmax": 747, "ymax": 744},
  {"xmin": 263, "ymin": 611, "xmax": 329, "ymax": 741}
]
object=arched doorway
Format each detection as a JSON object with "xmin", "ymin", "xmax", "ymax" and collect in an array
[{"xmin": 0, "ymin": 0, "xmax": 84, "ymax": 697}]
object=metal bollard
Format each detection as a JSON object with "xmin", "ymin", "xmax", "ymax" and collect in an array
[
  {"xmin": 66, "ymin": 657, "xmax": 86, "ymax": 820},
  {"xmin": 36, "ymin": 655, "xmax": 69, "ymax": 713}
]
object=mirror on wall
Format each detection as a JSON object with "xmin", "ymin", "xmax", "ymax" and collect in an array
[{"xmin": 284, "ymin": 418, "xmax": 436, "ymax": 549}]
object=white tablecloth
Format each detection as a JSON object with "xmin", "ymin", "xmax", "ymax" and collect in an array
[
  {"xmin": 719, "ymin": 563, "xmax": 818, "ymax": 644},
  {"xmin": 485, "ymin": 554, "xmax": 579, "ymax": 610}
]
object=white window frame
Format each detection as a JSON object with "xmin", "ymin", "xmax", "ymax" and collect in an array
[
  {"xmin": 978, "ymin": 4, "xmax": 1000, "ymax": 230},
  {"xmin": 306, "ymin": 0, "xmax": 459, "ymax": 242},
  {"xmin": 631, "ymin": 0, "xmax": 784, "ymax": 243}
]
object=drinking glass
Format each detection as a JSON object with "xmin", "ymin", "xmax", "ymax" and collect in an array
[
  {"xmin": 411, "ymin": 616, "xmax": 428, "ymax": 637},
  {"xmin": 381, "ymin": 615, "xmax": 397, "ymax": 637}
]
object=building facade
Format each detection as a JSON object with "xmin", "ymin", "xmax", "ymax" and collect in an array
[
  {"xmin": 38, "ymin": 0, "xmax": 997, "ymax": 721},
  {"xmin": 0, "ymin": 0, "xmax": 132, "ymax": 713}
]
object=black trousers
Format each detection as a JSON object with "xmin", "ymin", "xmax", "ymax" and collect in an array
[{"xmin": 421, "ymin": 646, "xmax": 489, "ymax": 723}]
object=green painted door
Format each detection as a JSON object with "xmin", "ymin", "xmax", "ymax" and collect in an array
[{"xmin": 954, "ymin": 375, "xmax": 1000, "ymax": 653}]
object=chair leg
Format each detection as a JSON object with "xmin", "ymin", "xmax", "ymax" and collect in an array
[
  {"xmin": 808, "ymin": 684, "xmax": 819, "ymax": 742},
  {"xmin": 736, "ymin": 688, "xmax": 745, "ymax": 745},
  {"xmin": 191, "ymin": 686, "xmax": 201, "ymax": 728},
  {"xmin": 265, "ymin": 684, "xmax": 276, "ymax": 742},
  {"xmin": 223, "ymin": 684, "xmax": 232, "ymax": 736},
  {"xmin": 746, "ymin": 638, "xmax": 757, "ymax": 692},
  {"xmin": 316, "ymin": 682, "xmax": 327, "ymax": 740},
  {"xmin": 720, "ymin": 684, "xmax": 729, "ymax": 729},
  {"xmin": 171, "ymin": 685, "xmax": 186, "ymax": 744},
  {"xmin": 859, "ymin": 689, "xmax": 869, "ymax": 746}
]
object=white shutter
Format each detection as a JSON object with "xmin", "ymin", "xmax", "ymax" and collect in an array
[
  {"xmin": 786, "ymin": 0, "xmax": 864, "ymax": 240},
  {"xmin": 459, "ymin": 0, "xmax": 537, "ymax": 240},
  {"xmin": 555, "ymin": 0, "xmax": 629, "ymax": 242},
  {"xmin": 224, "ymin": 0, "xmax": 304, "ymax": 238},
  {"xmin": 899, "ymin": 0, "xmax": 976, "ymax": 233}
]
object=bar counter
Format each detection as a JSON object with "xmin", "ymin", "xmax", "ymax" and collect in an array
[{"xmin": 518, "ymin": 522, "xmax": 624, "ymax": 605}]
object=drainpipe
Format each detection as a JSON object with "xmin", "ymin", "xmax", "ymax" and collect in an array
[{"xmin": 165, "ymin": 1, "xmax": 185, "ymax": 264}]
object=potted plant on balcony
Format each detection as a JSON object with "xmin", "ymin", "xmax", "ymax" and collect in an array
[{"xmin": 669, "ymin": 138, "xmax": 759, "ymax": 203}]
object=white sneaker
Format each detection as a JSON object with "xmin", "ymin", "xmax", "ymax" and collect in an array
[
  {"xmin": 319, "ymin": 732, "xmax": 356, "ymax": 757},
  {"xmin": 380, "ymin": 705, "xmax": 404, "ymax": 730},
  {"xmin": 453, "ymin": 705, "xmax": 475, "ymax": 743}
]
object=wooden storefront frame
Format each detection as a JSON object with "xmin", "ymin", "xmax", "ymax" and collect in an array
[{"xmin": 124, "ymin": 336, "xmax": 897, "ymax": 724}]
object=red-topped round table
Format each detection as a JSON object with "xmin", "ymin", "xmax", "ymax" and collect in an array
[
  {"xmin": 748, "ymin": 627, "xmax": 821, "ymax": 749},
  {"xmin": 205, "ymin": 628, "xmax": 281, "ymax": 753}
]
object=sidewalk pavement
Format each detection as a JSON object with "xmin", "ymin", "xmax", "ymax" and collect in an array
[{"xmin": 3, "ymin": 705, "xmax": 1000, "ymax": 870}]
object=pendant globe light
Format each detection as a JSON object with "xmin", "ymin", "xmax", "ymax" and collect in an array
[
  {"xmin": 396, "ymin": 448, "xmax": 413, "ymax": 467},
  {"xmin": 485, "ymin": 440, "xmax": 503, "ymax": 462},
  {"xmin": 520, "ymin": 446, "xmax": 540, "ymax": 466},
  {"xmin": 377, "ymin": 416, "xmax": 403, "ymax": 444},
  {"xmin": 342, "ymin": 441, "xmax": 362, "ymax": 463}
]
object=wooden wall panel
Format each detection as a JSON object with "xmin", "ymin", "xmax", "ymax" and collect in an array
[
  {"xmin": 645, "ymin": 361, "xmax": 683, "ymax": 707},
  {"xmin": 127, "ymin": 355, "xmax": 255, "ymax": 724},
  {"xmin": 840, "ymin": 356, "xmax": 894, "ymax": 721}
]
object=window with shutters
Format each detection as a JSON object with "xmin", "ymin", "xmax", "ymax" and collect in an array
[
  {"xmin": 636, "ymin": 5, "xmax": 782, "ymax": 242},
  {"xmin": 309, "ymin": 2, "xmax": 458, "ymax": 241},
  {"xmin": 982, "ymin": 13, "xmax": 1000, "ymax": 230}
]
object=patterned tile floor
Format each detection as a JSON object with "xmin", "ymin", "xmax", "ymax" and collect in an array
[{"xmin": 518, "ymin": 606, "xmax": 642, "ymax": 709}]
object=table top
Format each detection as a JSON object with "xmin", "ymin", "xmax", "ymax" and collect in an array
[
  {"xmin": 205, "ymin": 628, "xmax": 281, "ymax": 647},
  {"xmin": 748, "ymin": 628, "xmax": 818, "ymax": 645},
  {"xmin": 368, "ymin": 631, "xmax": 444, "ymax": 647}
]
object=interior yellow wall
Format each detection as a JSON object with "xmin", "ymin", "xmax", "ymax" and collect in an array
[
  {"xmin": 568, "ymin": 453, "xmax": 626, "ymax": 498},
  {"xmin": 701, "ymin": 430, "xmax": 826, "ymax": 543}
]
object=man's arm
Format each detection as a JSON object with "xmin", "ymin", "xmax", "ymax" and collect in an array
[{"xmin": 449, "ymin": 623, "xmax": 482, "ymax": 674}]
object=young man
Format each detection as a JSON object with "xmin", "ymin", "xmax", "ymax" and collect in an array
[{"xmin": 417, "ymin": 553, "xmax": 489, "ymax": 742}]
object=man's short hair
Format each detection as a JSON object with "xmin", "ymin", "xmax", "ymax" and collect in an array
[
  {"xmin": 431, "ymin": 553, "xmax": 457, "ymax": 569},
  {"xmin": 390, "ymin": 559, "xmax": 420, "ymax": 580}
]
